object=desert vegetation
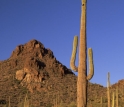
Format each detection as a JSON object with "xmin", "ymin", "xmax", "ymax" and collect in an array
[{"xmin": 1, "ymin": 79, "xmax": 124, "ymax": 107}]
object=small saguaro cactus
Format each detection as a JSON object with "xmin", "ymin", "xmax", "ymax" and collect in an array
[
  {"xmin": 8, "ymin": 96, "xmax": 10, "ymax": 107},
  {"xmin": 116, "ymin": 85, "xmax": 118, "ymax": 107},
  {"xmin": 112, "ymin": 92, "xmax": 115, "ymax": 107},
  {"xmin": 107, "ymin": 72, "xmax": 111, "ymax": 107},
  {"xmin": 70, "ymin": 0, "xmax": 94, "ymax": 107},
  {"xmin": 100, "ymin": 96, "xmax": 103, "ymax": 107}
]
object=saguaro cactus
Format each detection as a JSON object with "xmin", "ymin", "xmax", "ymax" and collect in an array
[
  {"xmin": 8, "ymin": 96, "xmax": 10, "ymax": 107},
  {"xmin": 112, "ymin": 92, "xmax": 115, "ymax": 107},
  {"xmin": 107, "ymin": 72, "xmax": 111, "ymax": 107},
  {"xmin": 70, "ymin": 0, "xmax": 94, "ymax": 107},
  {"xmin": 100, "ymin": 96, "xmax": 103, "ymax": 107},
  {"xmin": 116, "ymin": 85, "xmax": 118, "ymax": 107}
]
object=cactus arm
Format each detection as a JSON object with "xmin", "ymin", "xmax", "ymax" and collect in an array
[
  {"xmin": 70, "ymin": 36, "xmax": 78, "ymax": 72},
  {"xmin": 87, "ymin": 48, "xmax": 94, "ymax": 80}
]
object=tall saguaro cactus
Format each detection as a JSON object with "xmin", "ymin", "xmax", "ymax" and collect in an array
[{"xmin": 70, "ymin": 0, "xmax": 94, "ymax": 107}]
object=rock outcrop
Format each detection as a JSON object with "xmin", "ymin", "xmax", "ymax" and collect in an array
[
  {"xmin": 0, "ymin": 39, "xmax": 76, "ymax": 107},
  {"xmin": 9, "ymin": 39, "xmax": 74, "ymax": 93}
]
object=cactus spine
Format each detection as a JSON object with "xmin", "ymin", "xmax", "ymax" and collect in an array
[
  {"xmin": 70, "ymin": 0, "xmax": 94, "ymax": 107},
  {"xmin": 107, "ymin": 72, "xmax": 111, "ymax": 107}
]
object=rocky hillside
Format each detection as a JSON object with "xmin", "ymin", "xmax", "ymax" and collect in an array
[{"xmin": 0, "ymin": 39, "xmax": 124, "ymax": 107}]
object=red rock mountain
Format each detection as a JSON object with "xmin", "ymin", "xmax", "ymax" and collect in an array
[
  {"xmin": 0, "ymin": 39, "xmax": 77, "ymax": 107},
  {"xmin": 9, "ymin": 39, "xmax": 74, "ymax": 93}
]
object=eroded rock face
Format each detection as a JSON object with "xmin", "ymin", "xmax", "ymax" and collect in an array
[
  {"xmin": 15, "ymin": 56, "xmax": 46, "ymax": 93},
  {"xmin": 10, "ymin": 39, "xmax": 45, "ymax": 58},
  {"xmin": 16, "ymin": 67, "xmax": 44, "ymax": 93},
  {"xmin": 24, "ymin": 57, "xmax": 46, "ymax": 70},
  {"xmin": 8, "ymin": 39, "xmax": 74, "ymax": 93}
]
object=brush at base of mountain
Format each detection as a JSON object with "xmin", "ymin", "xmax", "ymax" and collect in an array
[{"xmin": 0, "ymin": 100, "xmax": 6, "ymax": 105}]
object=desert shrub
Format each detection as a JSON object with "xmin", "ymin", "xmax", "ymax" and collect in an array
[
  {"xmin": 68, "ymin": 101, "xmax": 76, "ymax": 107},
  {"xmin": 17, "ymin": 92, "xmax": 29, "ymax": 107},
  {"xmin": 45, "ymin": 103, "xmax": 52, "ymax": 107},
  {"xmin": 2, "ymin": 105, "xmax": 7, "ymax": 107},
  {"xmin": 18, "ymin": 101, "xmax": 23, "ymax": 107},
  {"xmin": 58, "ymin": 102, "xmax": 66, "ymax": 107}
]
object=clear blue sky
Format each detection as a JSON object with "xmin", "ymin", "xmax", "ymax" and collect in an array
[{"xmin": 0, "ymin": 0, "xmax": 124, "ymax": 87}]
